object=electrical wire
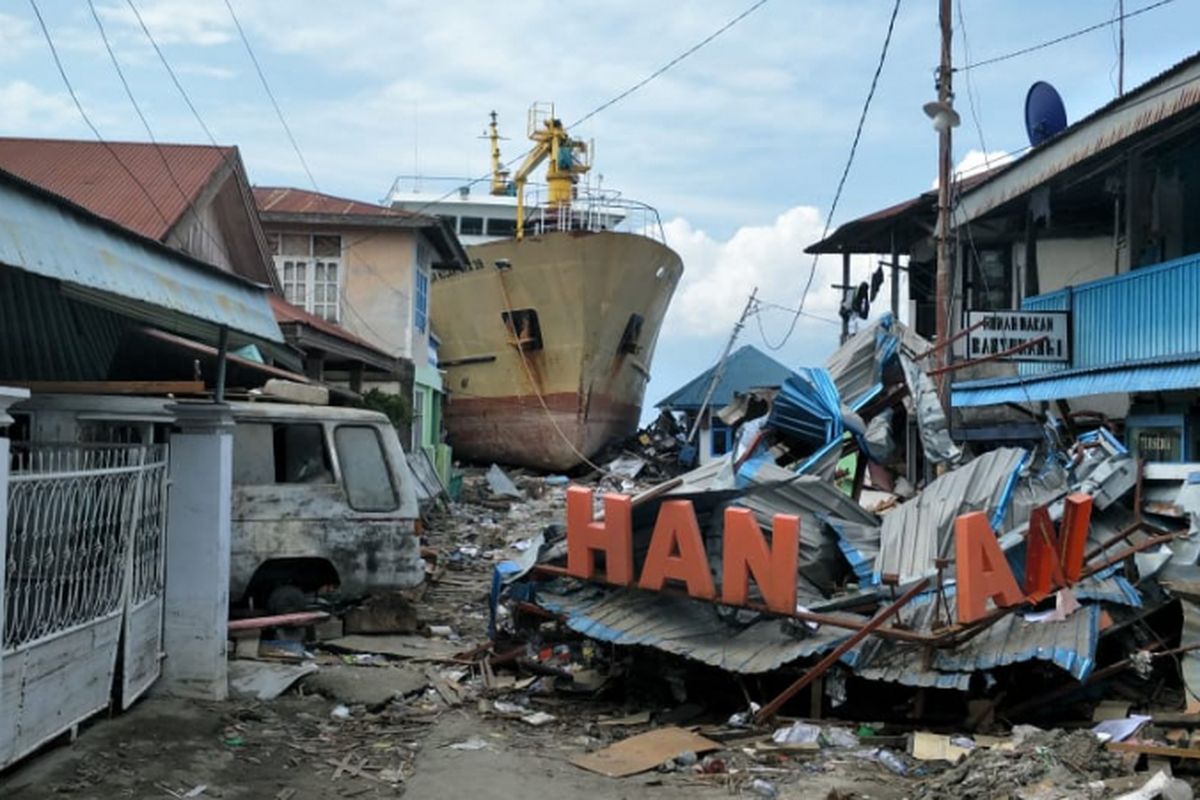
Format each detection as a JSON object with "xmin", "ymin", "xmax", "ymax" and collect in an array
[
  {"xmin": 958, "ymin": 0, "xmax": 1177, "ymax": 72},
  {"xmin": 956, "ymin": 0, "xmax": 991, "ymax": 169},
  {"xmin": 758, "ymin": 0, "xmax": 902, "ymax": 351},
  {"xmin": 86, "ymin": 0, "xmax": 232, "ymax": 265},
  {"xmin": 569, "ymin": 0, "xmax": 771, "ymax": 128},
  {"xmin": 28, "ymin": 0, "xmax": 175, "ymax": 234},
  {"xmin": 222, "ymin": 0, "xmax": 321, "ymax": 193}
]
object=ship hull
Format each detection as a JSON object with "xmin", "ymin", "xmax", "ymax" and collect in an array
[{"xmin": 432, "ymin": 230, "xmax": 683, "ymax": 472}]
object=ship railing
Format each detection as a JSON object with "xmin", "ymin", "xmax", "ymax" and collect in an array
[{"xmin": 524, "ymin": 185, "xmax": 666, "ymax": 243}]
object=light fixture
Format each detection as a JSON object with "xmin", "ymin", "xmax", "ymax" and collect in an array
[{"xmin": 923, "ymin": 100, "xmax": 961, "ymax": 133}]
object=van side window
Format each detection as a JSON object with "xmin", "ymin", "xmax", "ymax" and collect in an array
[
  {"xmin": 233, "ymin": 422, "xmax": 334, "ymax": 485},
  {"xmin": 334, "ymin": 426, "xmax": 399, "ymax": 511}
]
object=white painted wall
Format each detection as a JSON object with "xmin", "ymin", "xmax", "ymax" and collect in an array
[
  {"xmin": 1036, "ymin": 236, "xmax": 1127, "ymax": 294},
  {"xmin": 160, "ymin": 404, "xmax": 233, "ymax": 700}
]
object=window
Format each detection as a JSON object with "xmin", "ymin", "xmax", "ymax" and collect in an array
[
  {"xmin": 486, "ymin": 217, "xmax": 517, "ymax": 237},
  {"xmin": 460, "ymin": 216, "xmax": 484, "ymax": 236},
  {"xmin": 271, "ymin": 234, "xmax": 342, "ymax": 322},
  {"xmin": 414, "ymin": 242, "xmax": 432, "ymax": 334},
  {"xmin": 501, "ymin": 308, "xmax": 543, "ymax": 351},
  {"xmin": 335, "ymin": 426, "xmax": 399, "ymax": 511},
  {"xmin": 232, "ymin": 422, "xmax": 334, "ymax": 485},
  {"xmin": 969, "ymin": 248, "xmax": 1012, "ymax": 311},
  {"xmin": 711, "ymin": 421, "xmax": 733, "ymax": 457},
  {"xmin": 437, "ymin": 215, "xmax": 457, "ymax": 233}
]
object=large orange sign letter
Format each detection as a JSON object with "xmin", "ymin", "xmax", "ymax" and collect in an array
[
  {"xmin": 638, "ymin": 500, "xmax": 715, "ymax": 599},
  {"xmin": 566, "ymin": 486, "xmax": 633, "ymax": 585},
  {"xmin": 955, "ymin": 511, "xmax": 1023, "ymax": 624},
  {"xmin": 721, "ymin": 509, "xmax": 799, "ymax": 613},
  {"xmin": 1024, "ymin": 493, "xmax": 1093, "ymax": 600}
]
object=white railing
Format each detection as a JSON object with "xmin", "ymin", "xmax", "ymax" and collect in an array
[
  {"xmin": 4, "ymin": 444, "xmax": 168, "ymax": 650},
  {"xmin": 523, "ymin": 184, "xmax": 667, "ymax": 243}
]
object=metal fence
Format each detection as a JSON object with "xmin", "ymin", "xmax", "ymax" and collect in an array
[{"xmin": 2, "ymin": 443, "xmax": 169, "ymax": 767}]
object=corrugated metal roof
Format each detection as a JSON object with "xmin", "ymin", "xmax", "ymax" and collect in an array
[
  {"xmin": 0, "ymin": 137, "xmax": 231, "ymax": 240},
  {"xmin": 875, "ymin": 448, "xmax": 1049, "ymax": 583},
  {"xmin": 956, "ymin": 53, "xmax": 1200, "ymax": 225},
  {"xmin": 254, "ymin": 186, "xmax": 424, "ymax": 219},
  {"xmin": 952, "ymin": 357, "xmax": 1200, "ymax": 408},
  {"xmin": 0, "ymin": 169, "xmax": 282, "ymax": 343},
  {"xmin": 533, "ymin": 581, "xmax": 858, "ymax": 674},
  {"xmin": 657, "ymin": 345, "xmax": 797, "ymax": 411}
]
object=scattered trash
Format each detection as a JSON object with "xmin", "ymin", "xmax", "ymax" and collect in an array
[
  {"xmin": 771, "ymin": 721, "xmax": 821, "ymax": 747},
  {"xmin": 447, "ymin": 737, "xmax": 490, "ymax": 751},
  {"xmin": 1093, "ymin": 715, "xmax": 1153, "ymax": 743},
  {"xmin": 486, "ymin": 463, "xmax": 524, "ymax": 499},
  {"xmin": 521, "ymin": 711, "xmax": 556, "ymax": 727},
  {"xmin": 748, "ymin": 778, "xmax": 779, "ymax": 798},
  {"xmin": 329, "ymin": 704, "xmax": 351, "ymax": 721},
  {"xmin": 570, "ymin": 726, "xmax": 721, "ymax": 778}
]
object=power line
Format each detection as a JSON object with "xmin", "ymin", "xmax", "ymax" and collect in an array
[
  {"xmin": 758, "ymin": 0, "xmax": 902, "ymax": 351},
  {"xmin": 958, "ymin": 0, "xmax": 1177, "ymax": 72},
  {"xmin": 222, "ymin": 0, "xmax": 321, "ymax": 193},
  {"xmin": 569, "ymin": 0, "xmax": 771, "ymax": 128},
  {"xmin": 27, "ymin": 0, "xmax": 174, "ymax": 232},
  {"xmin": 86, "ymin": 0, "xmax": 232, "ymax": 263},
  {"xmin": 956, "ymin": 0, "xmax": 991, "ymax": 170}
]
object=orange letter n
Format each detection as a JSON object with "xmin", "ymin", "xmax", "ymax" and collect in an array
[
  {"xmin": 566, "ymin": 486, "xmax": 633, "ymax": 585},
  {"xmin": 1024, "ymin": 493, "xmax": 1094, "ymax": 601},
  {"xmin": 721, "ymin": 509, "xmax": 799, "ymax": 614},
  {"xmin": 638, "ymin": 500, "xmax": 715, "ymax": 599},
  {"xmin": 955, "ymin": 511, "xmax": 1024, "ymax": 624}
]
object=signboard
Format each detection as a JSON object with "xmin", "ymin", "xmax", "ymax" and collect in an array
[{"xmin": 966, "ymin": 310, "xmax": 1069, "ymax": 363}]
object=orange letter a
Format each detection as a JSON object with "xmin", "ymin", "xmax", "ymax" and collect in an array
[
  {"xmin": 721, "ymin": 509, "xmax": 799, "ymax": 614},
  {"xmin": 955, "ymin": 511, "xmax": 1024, "ymax": 624},
  {"xmin": 638, "ymin": 500, "xmax": 715, "ymax": 599},
  {"xmin": 566, "ymin": 486, "xmax": 633, "ymax": 585}
]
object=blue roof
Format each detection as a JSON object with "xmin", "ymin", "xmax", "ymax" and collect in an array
[
  {"xmin": 952, "ymin": 356, "xmax": 1200, "ymax": 407},
  {"xmin": 656, "ymin": 345, "xmax": 796, "ymax": 411}
]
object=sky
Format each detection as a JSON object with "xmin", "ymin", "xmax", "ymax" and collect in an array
[{"xmin": 4, "ymin": 0, "xmax": 1200, "ymax": 420}]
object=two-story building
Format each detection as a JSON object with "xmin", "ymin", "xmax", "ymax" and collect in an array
[
  {"xmin": 809, "ymin": 52, "xmax": 1200, "ymax": 461},
  {"xmin": 253, "ymin": 188, "xmax": 468, "ymax": 470}
]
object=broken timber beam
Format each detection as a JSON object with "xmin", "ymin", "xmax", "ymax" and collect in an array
[{"xmin": 754, "ymin": 577, "xmax": 930, "ymax": 724}]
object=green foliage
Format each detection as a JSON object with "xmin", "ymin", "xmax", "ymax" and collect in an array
[{"xmin": 362, "ymin": 388, "xmax": 413, "ymax": 428}]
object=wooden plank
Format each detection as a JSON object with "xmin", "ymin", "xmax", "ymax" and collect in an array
[
  {"xmin": 228, "ymin": 611, "xmax": 329, "ymax": 631},
  {"xmin": 1107, "ymin": 741, "xmax": 1200, "ymax": 760},
  {"xmin": 8, "ymin": 380, "xmax": 206, "ymax": 395}
]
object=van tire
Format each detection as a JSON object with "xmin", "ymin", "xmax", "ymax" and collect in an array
[{"xmin": 266, "ymin": 585, "xmax": 308, "ymax": 615}]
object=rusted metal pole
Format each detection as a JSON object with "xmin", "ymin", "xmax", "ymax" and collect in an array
[
  {"xmin": 925, "ymin": 335, "xmax": 1049, "ymax": 377},
  {"xmin": 933, "ymin": 0, "xmax": 953, "ymax": 410},
  {"xmin": 914, "ymin": 318, "xmax": 987, "ymax": 361},
  {"xmin": 754, "ymin": 577, "xmax": 931, "ymax": 723}
]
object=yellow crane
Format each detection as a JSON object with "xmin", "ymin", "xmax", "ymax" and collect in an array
[{"xmin": 489, "ymin": 103, "xmax": 591, "ymax": 240}]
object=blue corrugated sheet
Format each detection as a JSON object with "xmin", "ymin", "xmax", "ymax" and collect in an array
[
  {"xmin": 656, "ymin": 345, "xmax": 796, "ymax": 411},
  {"xmin": 0, "ymin": 170, "xmax": 282, "ymax": 342},
  {"xmin": 953, "ymin": 357, "xmax": 1200, "ymax": 408},
  {"xmin": 1019, "ymin": 253, "xmax": 1200, "ymax": 379},
  {"xmin": 533, "ymin": 581, "xmax": 858, "ymax": 674},
  {"xmin": 768, "ymin": 368, "xmax": 844, "ymax": 447}
]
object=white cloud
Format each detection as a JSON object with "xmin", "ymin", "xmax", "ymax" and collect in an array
[
  {"xmin": 177, "ymin": 63, "xmax": 237, "ymax": 80},
  {"xmin": 0, "ymin": 81, "xmax": 84, "ymax": 133},
  {"xmin": 658, "ymin": 206, "xmax": 873, "ymax": 341},
  {"xmin": 932, "ymin": 148, "xmax": 1015, "ymax": 189},
  {"xmin": 97, "ymin": 2, "xmax": 232, "ymax": 46},
  {"xmin": 0, "ymin": 13, "xmax": 36, "ymax": 62}
]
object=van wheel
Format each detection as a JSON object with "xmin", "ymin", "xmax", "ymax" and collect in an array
[{"xmin": 266, "ymin": 585, "xmax": 308, "ymax": 615}]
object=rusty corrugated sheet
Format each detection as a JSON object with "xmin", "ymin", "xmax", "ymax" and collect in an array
[
  {"xmin": 0, "ymin": 137, "xmax": 230, "ymax": 240},
  {"xmin": 255, "ymin": 186, "xmax": 424, "ymax": 218}
]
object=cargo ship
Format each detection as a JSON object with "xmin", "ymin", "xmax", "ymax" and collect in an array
[{"xmin": 388, "ymin": 104, "xmax": 683, "ymax": 471}]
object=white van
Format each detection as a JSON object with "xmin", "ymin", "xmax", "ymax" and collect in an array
[{"xmin": 10, "ymin": 394, "xmax": 423, "ymax": 610}]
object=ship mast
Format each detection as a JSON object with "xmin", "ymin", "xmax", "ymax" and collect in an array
[{"xmin": 489, "ymin": 104, "xmax": 591, "ymax": 240}]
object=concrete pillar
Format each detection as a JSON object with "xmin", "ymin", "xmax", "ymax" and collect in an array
[
  {"xmin": 0, "ymin": 387, "xmax": 30, "ymax": 715},
  {"xmin": 160, "ymin": 403, "xmax": 234, "ymax": 700}
]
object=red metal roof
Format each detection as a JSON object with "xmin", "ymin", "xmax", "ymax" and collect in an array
[
  {"xmin": 254, "ymin": 186, "xmax": 421, "ymax": 218},
  {"xmin": 0, "ymin": 137, "xmax": 233, "ymax": 240},
  {"xmin": 268, "ymin": 293, "xmax": 390, "ymax": 355}
]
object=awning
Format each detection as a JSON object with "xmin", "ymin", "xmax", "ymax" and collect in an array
[
  {"xmin": 952, "ymin": 358, "xmax": 1200, "ymax": 408},
  {"xmin": 0, "ymin": 167, "xmax": 282, "ymax": 344}
]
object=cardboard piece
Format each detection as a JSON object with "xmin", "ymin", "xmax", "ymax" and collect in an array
[
  {"xmin": 570, "ymin": 726, "xmax": 720, "ymax": 778},
  {"xmin": 911, "ymin": 731, "xmax": 972, "ymax": 763}
]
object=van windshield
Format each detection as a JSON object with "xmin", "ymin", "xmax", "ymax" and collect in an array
[{"xmin": 334, "ymin": 425, "xmax": 399, "ymax": 512}]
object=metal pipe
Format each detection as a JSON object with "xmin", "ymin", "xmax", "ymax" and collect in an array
[
  {"xmin": 925, "ymin": 335, "xmax": 1049, "ymax": 377},
  {"xmin": 214, "ymin": 325, "xmax": 229, "ymax": 403},
  {"xmin": 754, "ymin": 577, "xmax": 931, "ymax": 723},
  {"xmin": 913, "ymin": 318, "xmax": 987, "ymax": 361}
]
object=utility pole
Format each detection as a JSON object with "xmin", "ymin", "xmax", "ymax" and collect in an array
[
  {"xmin": 1118, "ymin": 0, "xmax": 1126, "ymax": 96},
  {"xmin": 685, "ymin": 288, "xmax": 758, "ymax": 445},
  {"xmin": 934, "ymin": 0, "xmax": 954, "ymax": 411}
]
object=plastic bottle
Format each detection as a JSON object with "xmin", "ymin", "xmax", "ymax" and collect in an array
[{"xmin": 748, "ymin": 778, "xmax": 779, "ymax": 798}]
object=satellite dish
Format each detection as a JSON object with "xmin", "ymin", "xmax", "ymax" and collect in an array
[{"xmin": 1025, "ymin": 81, "xmax": 1068, "ymax": 146}]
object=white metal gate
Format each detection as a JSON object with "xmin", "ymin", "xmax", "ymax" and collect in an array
[{"xmin": 0, "ymin": 444, "xmax": 169, "ymax": 768}]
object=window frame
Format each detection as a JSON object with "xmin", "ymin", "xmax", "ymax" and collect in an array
[{"xmin": 270, "ymin": 232, "xmax": 344, "ymax": 323}]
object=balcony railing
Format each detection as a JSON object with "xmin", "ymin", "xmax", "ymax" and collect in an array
[{"xmin": 1019, "ymin": 252, "xmax": 1200, "ymax": 377}]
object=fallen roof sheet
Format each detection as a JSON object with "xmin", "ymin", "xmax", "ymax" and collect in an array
[{"xmin": 533, "ymin": 581, "xmax": 857, "ymax": 674}]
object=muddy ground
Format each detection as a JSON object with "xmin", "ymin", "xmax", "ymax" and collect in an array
[{"xmin": 0, "ymin": 470, "xmax": 1189, "ymax": 799}]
